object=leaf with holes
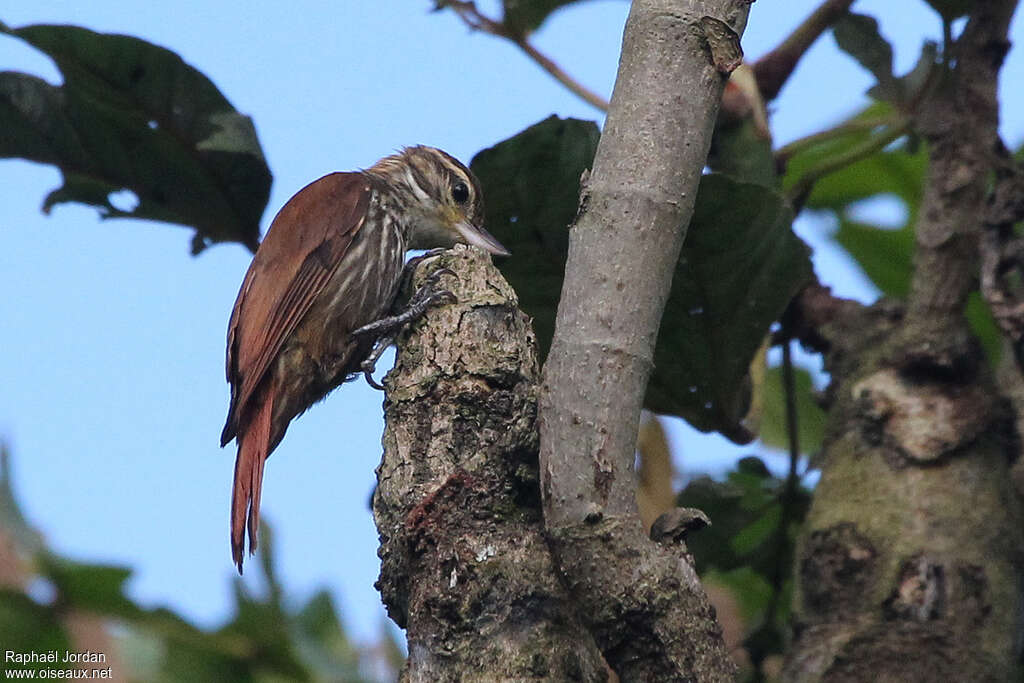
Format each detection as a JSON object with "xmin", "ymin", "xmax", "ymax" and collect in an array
[{"xmin": 0, "ymin": 23, "xmax": 271, "ymax": 253}]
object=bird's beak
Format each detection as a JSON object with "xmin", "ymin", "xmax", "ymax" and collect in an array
[{"xmin": 455, "ymin": 220, "xmax": 511, "ymax": 257}]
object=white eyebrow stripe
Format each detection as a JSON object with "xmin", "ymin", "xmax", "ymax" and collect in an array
[{"xmin": 405, "ymin": 167, "xmax": 430, "ymax": 201}]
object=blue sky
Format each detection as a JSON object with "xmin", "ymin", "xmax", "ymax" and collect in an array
[{"xmin": 2, "ymin": 0, "xmax": 1022, "ymax": 646}]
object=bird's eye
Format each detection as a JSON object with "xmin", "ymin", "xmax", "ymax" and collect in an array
[{"xmin": 452, "ymin": 181, "xmax": 470, "ymax": 204}]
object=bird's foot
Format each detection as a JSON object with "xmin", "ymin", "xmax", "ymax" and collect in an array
[
  {"xmin": 405, "ymin": 247, "xmax": 448, "ymax": 271},
  {"xmin": 352, "ymin": 268, "xmax": 458, "ymax": 390}
]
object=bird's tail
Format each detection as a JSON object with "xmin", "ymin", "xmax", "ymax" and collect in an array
[{"xmin": 230, "ymin": 390, "xmax": 273, "ymax": 574}]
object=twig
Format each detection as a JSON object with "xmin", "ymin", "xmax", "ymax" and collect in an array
[
  {"xmin": 786, "ymin": 121, "xmax": 910, "ymax": 207},
  {"xmin": 754, "ymin": 0, "xmax": 856, "ymax": 101},
  {"xmin": 781, "ymin": 342, "xmax": 802, "ymax": 486},
  {"xmin": 776, "ymin": 279, "xmax": 867, "ymax": 354},
  {"xmin": 439, "ymin": 0, "xmax": 609, "ymax": 111},
  {"xmin": 511, "ymin": 35, "xmax": 610, "ymax": 112},
  {"xmin": 775, "ymin": 113, "xmax": 903, "ymax": 162}
]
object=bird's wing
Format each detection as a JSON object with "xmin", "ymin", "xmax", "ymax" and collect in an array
[{"xmin": 221, "ymin": 172, "xmax": 372, "ymax": 445}]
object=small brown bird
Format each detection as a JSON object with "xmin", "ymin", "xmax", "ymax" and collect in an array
[{"xmin": 221, "ymin": 146, "xmax": 508, "ymax": 572}]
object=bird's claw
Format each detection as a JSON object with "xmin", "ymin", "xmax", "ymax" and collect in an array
[
  {"xmin": 408, "ymin": 267, "xmax": 457, "ymax": 303},
  {"xmin": 353, "ymin": 268, "xmax": 459, "ymax": 392},
  {"xmin": 358, "ymin": 332, "xmax": 395, "ymax": 391},
  {"xmin": 361, "ymin": 363, "xmax": 386, "ymax": 391},
  {"xmin": 418, "ymin": 288, "xmax": 458, "ymax": 308}
]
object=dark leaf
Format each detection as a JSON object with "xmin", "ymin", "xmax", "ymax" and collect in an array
[
  {"xmin": 649, "ymin": 175, "xmax": 813, "ymax": 441},
  {"xmin": 473, "ymin": 117, "xmax": 812, "ymax": 443},
  {"xmin": 470, "ymin": 115, "xmax": 599, "ymax": 373},
  {"xmin": 501, "ymin": 0, "xmax": 595, "ymax": 34},
  {"xmin": 40, "ymin": 553, "xmax": 141, "ymax": 618},
  {"xmin": 0, "ymin": 23, "xmax": 271, "ymax": 252},
  {"xmin": 924, "ymin": 0, "xmax": 973, "ymax": 20},
  {"xmin": 832, "ymin": 13, "xmax": 899, "ymax": 102},
  {"xmin": 0, "ymin": 590, "xmax": 71, "ymax": 670},
  {"xmin": 677, "ymin": 459, "xmax": 810, "ymax": 576},
  {"xmin": 881, "ymin": 41, "xmax": 940, "ymax": 105},
  {"xmin": 709, "ymin": 115, "xmax": 777, "ymax": 188}
]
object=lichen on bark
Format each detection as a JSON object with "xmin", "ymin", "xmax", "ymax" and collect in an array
[{"xmin": 374, "ymin": 246, "xmax": 608, "ymax": 682}]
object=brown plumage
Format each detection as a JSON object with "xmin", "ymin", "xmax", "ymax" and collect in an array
[{"xmin": 221, "ymin": 147, "xmax": 508, "ymax": 573}]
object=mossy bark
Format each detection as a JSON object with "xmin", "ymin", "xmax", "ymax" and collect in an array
[
  {"xmin": 374, "ymin": 246, "xmax": 608, "ymax": 682},
  {"xmin": 784, "ymin": 3, "xmax": 1024, "ymax": 679},
  {"xmin": 783, "ymin": 303, "xmax": 1024, "ymax": 682}
]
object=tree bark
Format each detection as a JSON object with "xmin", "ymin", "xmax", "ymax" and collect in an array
[
  {"xmin": 783, "ymin": 2, "xmax": 1024, "ymax": 680},
  {"xmin": 537, "ymin": 1, "xmax": 750, "ymax": 680},
  {"xmin": 374, "ymin": 246, "xmax": 609, "ymax": 682}
]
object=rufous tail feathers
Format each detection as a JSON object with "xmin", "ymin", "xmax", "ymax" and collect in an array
[{"xmin": 230, "ymin": 389, "xmax": 274, "ymax": 574}]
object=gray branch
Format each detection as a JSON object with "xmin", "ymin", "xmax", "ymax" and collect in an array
[
  {"xmin": 537, "ymin": 0, "xmax": 750, "ymax": 680},
  {"xmin": 783, "ymin": 2, "xmax": 1024, "ymax": 680},
  {"xmin": 374, "ymin": 247, "xmax": 609, "ymax": 682}
]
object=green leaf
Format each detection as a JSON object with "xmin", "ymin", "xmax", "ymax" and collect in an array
[
  {"xmin": 788, "ymin": 112, "xmax": 1001, "ymax": 366},
  {"xmin": 292, "ymin": 591, "xmax": 365, "ymax": 682},
  {"xmin": 781, "ymin": 104, "xmax": 926, "ymax": 211},
  {"xmin": 832, "ymin": 13, "xmax": 898, "ymax": 102},
  {"xmin": 782, "ymin": 105, "xmax": 923, "ymax": 300},
  {"xmin": 0, "ymin": 590, "xmax": 71, "ymax": 671},
  {"xmin": 473, "ymin": 117, "xmax": 812, "ymax": 443},
  {"xmin": 222, "ymin": 521, "xmax": 311, "ymax": 682},
  {"xmin": 731, "ymin": 502, "xmax": 781, "ymax": 556},
  {"xmin": 782, "ymin": 105, "xmax": 923, "ymax": 302},
  {"xmin": 835, "ymin": 219, "xmax": 913, "ymax": 297},
  {"xmin": 676, "ymin": 475, "xmax": 751, "ymax": 572},
  {"xmin": 759, "ymin": 364, "xmax": 826, "ymax": 455},
  {"xmin": 677, "ymin": 459, "xmax": 810, "ymax": 577},
  {"xmin": 0, "ymin": 444, "xmax": 44, "ymax": 555},
  {"xmin": 704, "ymin": 567, "xmax": 773, "ymax": 623},
  {"xmin": 809, "ymin": 146, "xmax": 925, "ymax": 211},
  {"xmin": 40, "ymin": 554, "xmax": 141, "ymax": 618},
  {"xmin": 0, "ymin": 23, "xmax": 271, "ymax": 252}
]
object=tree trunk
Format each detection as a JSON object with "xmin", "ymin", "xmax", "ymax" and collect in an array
[
  {"xmin": 374, "ymin": 247, "xmax": 609, "ymax": 682},
  {"xmin": 783, "ymin": 3, "xmax": 1024, "ymax": 680},
  {"xmin": 537, "ymin": 0, "xmax": 750, "ymax": 680}
]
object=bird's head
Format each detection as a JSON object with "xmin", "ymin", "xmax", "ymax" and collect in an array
[{"xmin": 367, "ymin": 146, "xmax": 510, "ymax": 256}]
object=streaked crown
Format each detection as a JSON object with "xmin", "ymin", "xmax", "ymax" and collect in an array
[{"xmin": 365, "ymin": 146, "xmax": 508, "ymax": 256}]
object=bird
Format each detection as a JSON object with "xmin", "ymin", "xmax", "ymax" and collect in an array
[{"xmin": 220, "ymin": 146, "xmax": 509, "ymax": 573}]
